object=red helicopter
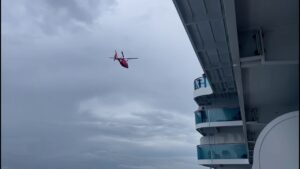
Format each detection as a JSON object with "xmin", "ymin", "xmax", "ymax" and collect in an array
[{"xmin": 110, "ymin": 50, "xmax": 138, "ymax": 68}]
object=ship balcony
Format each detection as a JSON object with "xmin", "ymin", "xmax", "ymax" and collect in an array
[
  {"xmin": 195, "ymin": 108, "xmax": 243, "ymax": 135},
  {"xmin": 193, "ymin": 76, "xmax": 213, "ymax": 98},
  {"xmin": 197, "ymin": 143, "xmax": 249, "ymax": 166}
]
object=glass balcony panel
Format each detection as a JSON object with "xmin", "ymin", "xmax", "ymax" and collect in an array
[
  {"xmin": 212, "ymin": 144, "xmax": 248, "ymax": 159},
  {"xmin": 209, "ymin": 108, "xmax": 241, "ymax": 122},
  {"xmin": 197, "ymin": 145, "xmax": 212, "ymax": 159},
  {"xmin": 197, "ymin": 144, "xmax": 248, "ymax": 160},
  {"xmin": 195, "ymin": 108, "xmax": 241, "ymax": 124},
  {"xmin": 195, "ymin": 110, "xmax": 209, "ymax": 123}
]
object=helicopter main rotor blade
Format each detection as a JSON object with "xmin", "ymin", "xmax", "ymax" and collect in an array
[
  {"xmin": 125, "ymin": 58, "xmax": 139, "ymax": 60},
  {"xmin": 121, "ymin": 51, "xmax": 125, "ymax": 58}
]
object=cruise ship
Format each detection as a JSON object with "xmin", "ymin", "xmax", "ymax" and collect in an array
[{"xmin": 172, "ymin": 0, "xmax": 299, "ymax": 169}]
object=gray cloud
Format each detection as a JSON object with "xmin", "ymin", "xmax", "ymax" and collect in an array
[
  {"xmin": 3, "ymin": 0, "xmax": 117, "ymax": 35},
  {"xmin": 2, "ymin": 0, "xmax": 205, "ymax": 169}
]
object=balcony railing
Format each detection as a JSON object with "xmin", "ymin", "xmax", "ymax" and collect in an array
[
  {"xmin": 195, "ymin": 108, "xmax": 241, "ymax": 124},
  {"xmin": 197, "ymin": 144, "xmax": 248, "ymax": 160},
  {"xmin": 194, "ymin": 76, "xmax": 210, "ymax": 90}
]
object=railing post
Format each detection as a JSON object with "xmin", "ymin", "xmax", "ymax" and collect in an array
[
  {"xmin": 203, "ymin": 73, "xmax": 207, "ymax": 87},
  {"xmin": 198, "ymin": 78, "xmax": 202, "ymax": 88}
]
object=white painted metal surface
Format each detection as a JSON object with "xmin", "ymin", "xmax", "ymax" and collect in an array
[
  {"xmin": 198, "ymin": 159, "xmax": 249, "ymax": 165},
  {"xmin": 196, "ymin": 121, "xmax": 243, "ymax": 129},
  {"xmin": 252, "ymin": 111, "xmax": 299, "ymax": 169},
  {"xmin": 193, "ymin": 86, "xmax": 213, "ymax": 98}
]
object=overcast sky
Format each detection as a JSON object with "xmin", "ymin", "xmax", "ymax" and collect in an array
[{"xmin": 2, "ymin": 0, "xmax": 206, "ymax": 169}]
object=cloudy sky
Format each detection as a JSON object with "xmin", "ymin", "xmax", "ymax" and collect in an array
[{"xmin": 2, "ymin": 0, "xmax": 206, "ymax": 168}]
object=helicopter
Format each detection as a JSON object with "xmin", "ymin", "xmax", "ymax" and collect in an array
[{"xmin": 109, "ymin": 50, "xmax": 138, "ymax": 68}]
